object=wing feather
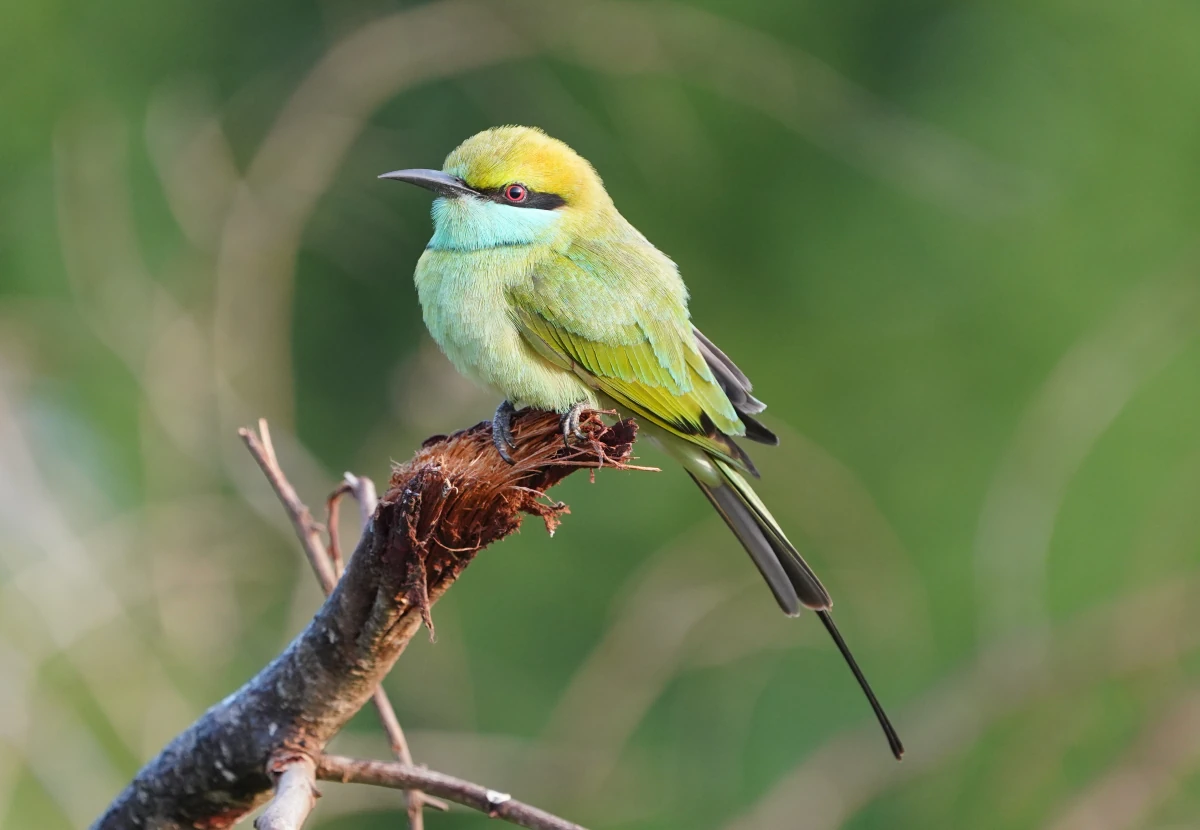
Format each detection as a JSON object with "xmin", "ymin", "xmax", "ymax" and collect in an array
[{"xmin": 510, "ymin": 243, "xmax": 766, "ymax": 471}]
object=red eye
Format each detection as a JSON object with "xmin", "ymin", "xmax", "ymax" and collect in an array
[{"xmin": 504, "ymin": 183, "xmax": 527, "ymax": 203}]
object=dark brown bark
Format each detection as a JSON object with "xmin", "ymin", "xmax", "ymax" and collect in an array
[{"xmin": 91, "ymin": 410, "xmax": 638, "ymax": 830}]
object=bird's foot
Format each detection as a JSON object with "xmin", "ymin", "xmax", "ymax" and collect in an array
[
  {"xmin": 492, "ymin": 400, "xmax": 517, "ymax": 464},
  {"xmin": 560, "ymin": 400, "xmax": 590, "ymax": 449}
]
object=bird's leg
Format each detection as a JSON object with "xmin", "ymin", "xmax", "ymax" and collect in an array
[
  {"xmin": 492, "ymin": 400, "xmax": 518, "ymax": 464},
  {"xmin": 560, "ymin": 400, "xmax": 590, "ymax": 449}
]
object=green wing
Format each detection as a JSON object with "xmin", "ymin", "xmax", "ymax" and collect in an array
[{"xmin": 509, "ymin": 236, "xmax": 756, "ymax": 473}]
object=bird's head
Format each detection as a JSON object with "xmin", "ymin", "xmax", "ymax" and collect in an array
[{"xmin": 380, "ymin": 126, "xmax": 609, "ymax": 251}]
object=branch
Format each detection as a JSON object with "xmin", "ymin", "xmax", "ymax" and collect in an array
[
  {"xmin": 91, "ymin": 409, "xmax": 640, "ymax": 830},
  {"xmin": 326, "ymin": 469, "xmax": 448, "ymax": 822},
  {"xmin": 245, "ymin": 425, "xmax": 447, "ymax": 828},
  {"xmin": 318, "ymin": 755, "xmax": 587, "ymax": 830},
  {"xmin": 241, "ymin": 419, "xmax": 337, "ymax": 593},
  {"xmin": 255, "ymin": 755, "xmax": 319, "ymax": 830}
]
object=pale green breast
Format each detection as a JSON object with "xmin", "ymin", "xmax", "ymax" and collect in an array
[{"xmin": 414, "ymin": 244, "xmax": 596, "ymax": 412}]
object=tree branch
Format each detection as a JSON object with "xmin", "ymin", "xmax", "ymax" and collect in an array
[
  {"xmin": 326, "ymin": 468, "xmax": 447, "ymax": 823},
  {"xmin": 246, "ymin": 423, "xmax": 446, "ymax": 827},
  {"xmin": 91, "ymin": 409, "xmax": 640, "ymax": 830},
  {"xmin": 255, "ymin": 755, "xmax": 319, "ymax": 830}
]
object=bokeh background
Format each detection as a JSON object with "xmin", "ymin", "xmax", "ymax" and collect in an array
[{"xmin": 4, "ymin": 0, "xmax": 1200, "ymax": 828}]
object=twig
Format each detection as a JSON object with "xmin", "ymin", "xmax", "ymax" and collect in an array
[
  {"xmin": 255, "ymin": 756, "xmax": 319, "ymax": 830},
  {"xmin": 239, "ymin": 419, "xmax": 337, "ymax": 593},
  {"xmin": 326, "ymin": 472, "xmax": 379, "ymax": 572},
  {"xmin": 325, "ymin": 481, "xmax": 353, "ymax": 574},
  {"xmin": 367, "ymin": 687, "xmax": 447, "ymax": 816},
  {"xmin": 344, "ymin": 471, "xmax": 377, "ymax": 526},
  {"xmin": 318, "ymin": 755, "xmax": 586, "ymax": 830}
]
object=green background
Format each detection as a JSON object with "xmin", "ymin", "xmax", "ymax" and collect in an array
[{"xmin": 3, "ymin": 1, "xmax": 1200, "ymax": 828}]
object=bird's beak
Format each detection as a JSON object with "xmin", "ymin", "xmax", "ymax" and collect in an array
[{"xmin": 378, "ymin": 168, "xmax": 476, "ymax": 198}]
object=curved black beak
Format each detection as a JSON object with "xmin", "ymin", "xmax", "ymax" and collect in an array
[{"xmin": 378, "ymin": 168, "xmax": 475, "ymax": 198}]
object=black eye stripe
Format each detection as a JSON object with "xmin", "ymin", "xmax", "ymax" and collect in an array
[
  {"xmin": 478, "ymin": 185, "xmax": 566, "ymax": 210},
  {"xmin": 516, "ymin": 191, "xmax": 566, "ymax": 209}
]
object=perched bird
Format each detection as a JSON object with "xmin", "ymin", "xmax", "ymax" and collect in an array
[{"xmin": 382, "ymin": 126, "xmax": 903, "ymax": 759}]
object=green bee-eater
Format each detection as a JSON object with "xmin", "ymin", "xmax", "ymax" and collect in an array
[{"xmin": 382, "ymin": 126, "xmax": 903, "ymax": 759}]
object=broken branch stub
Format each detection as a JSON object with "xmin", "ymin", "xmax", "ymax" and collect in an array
[{"xmin": 383, "ymin": 409, "xmax": 640, "ymax": 634}]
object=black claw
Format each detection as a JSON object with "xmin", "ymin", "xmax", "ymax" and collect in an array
[
  {"xmin": 499, "ymin": 413, "xmax": 516, "ymax": 450},
  {"xmin": 492, "ymin": 400, "xmax": 517, "ymax": 464},
  {"xmin": 493, "ymin": 436, "xmax": 515, "ymax": 464},
  {"xmin": 560, "ymin": 400, "xmax": 589, "ymax": 449}
]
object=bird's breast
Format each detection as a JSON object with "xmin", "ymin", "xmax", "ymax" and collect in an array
[
  {"xmin": 415, "ymin": 246, "xmax": 525, "ymax": 368},
  {"xmin": 413, "ymin": 246, "xmax": 591, "ymax": 411}
]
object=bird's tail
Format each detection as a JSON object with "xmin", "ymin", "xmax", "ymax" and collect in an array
[{"xmin": 689, "ymin": 455, "xmax": 905, "ymax": 760}]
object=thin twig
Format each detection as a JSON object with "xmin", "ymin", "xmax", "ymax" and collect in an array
[
  {"xmin": 325, "ymin": 472, "xmax": 379, "ymax": 572},
  {"xmin": 255, "ymin": 756, "xmax": 319, "ymax": 830},
  {"xmin": 318, "ymin": 755, "xmax": 587, "ymax": 830},
  {"xmin": 366, "ymin": 688, "xmax": 448, "ymax": 815},
  {"xmin": 238, "ymin": 419, "xmax": 337, "ymax": 593},
  {"xmin": 325, "ymin": 481, "xmax": 353, "ymax": 574},
  {"xmin": 344, "ymin": 471, "xmax": 377, "ymax": 526}
]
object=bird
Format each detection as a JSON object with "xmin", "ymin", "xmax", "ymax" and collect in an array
[{"xmin": 381, "ymin": 126, "xmax": 903, "ymax": 759}]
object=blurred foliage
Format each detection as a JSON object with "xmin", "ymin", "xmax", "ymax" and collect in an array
[{"xmin": 3, "ymin": 0, "xmax": 1200, "ymax": 828}]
